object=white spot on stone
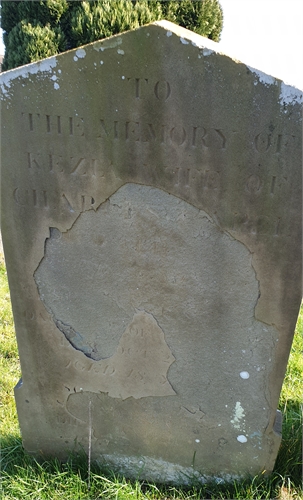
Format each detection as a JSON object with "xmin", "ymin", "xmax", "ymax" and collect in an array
[
  {"xmin": 58, "ymin": 69, "xmax": 62, "ymax": 74},
  {"xmin": 54, "ymin": 82, "xmax": 60, "ymax": 90},
  {"xmin": 195, "ymin": 439, "xmax": 200, "ymax": 443},
  {"xmin": 100, "ymin": 61, "xmax": 104, "ymax": 65},
  {"xmin": 51, "ymin": 75, "xmax": 57, "ymax": 81},
  {"xmin": 73, "ymin": 56, "xmax": 78, "ymax": 62},
  {"xmin": 230, "ymin": 402, "xmax": 245, "ymax": 430},
  {"xmin": 203, "ymin": 49, "xmax": 213, "ymax": 56},
  {"xmin": 121, "ymin": 76, "xmax": 125, "ymax": 80},
  {"xmin": 76, "ymin": 49, "xmax": 86, "ymax": 59},
  {"xmin": 117, "ymin": 49, "xmax": 124, "ymax": 55},
  {"xmin": 180, "ymin": 37, "xmax": 189, "ymax": 45},
  {"xmin": 167, "ymin": 31, "xmax": 172, "ymax": 37},
  {"xmin": 237, "ymin": 435, "xmax": 247, "ymax": 443},
  {"xmin": 240, "ymin": 371, "xmax": 250, "ymax": 379},
  {"xmin": 242, "ymin": 350, "xmax": 246, "ymax": 353}
]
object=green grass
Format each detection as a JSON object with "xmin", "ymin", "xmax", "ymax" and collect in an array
[{"xmin": 0, "ymin": 255, "xmax": 302, "ymax": 499}]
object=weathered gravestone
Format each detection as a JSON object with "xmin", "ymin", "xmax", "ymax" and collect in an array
[{"xmin": 0, "ymin": 21, "xmax": 302, "ymax": 483}]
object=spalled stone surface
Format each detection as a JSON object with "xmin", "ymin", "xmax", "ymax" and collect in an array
[{"xmin": 0, "ymin": 21, "xmax": 302, "ymax": 483}]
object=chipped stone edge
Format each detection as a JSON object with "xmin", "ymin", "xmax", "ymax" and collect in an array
[
  {"xmin": 278, "ymin": 81, "xmax": 303, "ymax": 105},
  {"xmin": 246, "ymin": 66, "xmax": 277, "ymax": 87},
  {"xmin": 0, "ymin": 56, "xmax": 58, "ymax": 97},
  {"xmin": 154, "ymin": 19, "xmax": 223, "ymax": 56},
  {"xmin": 154, "ymin": 20, "xmax": 303, "ymax": 105},
  {"xmin": 1, "ymin": 20, "xmax": 302, "ymax": 107},
  {"xmin": 246, "ymin": 66, "xmax": 303, "ymax": 105}
]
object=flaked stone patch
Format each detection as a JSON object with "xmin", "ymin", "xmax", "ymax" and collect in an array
[
  {"xmin": 93, "ymin": 310, "xmax": 176, "ymax": 399},
  {"xmin": 34, "ymin": 183, "xmax": 262, "ymax": 401},
  {"xmin": 34, "ymin": 184, "xmax": 258, "ymax": 362}
]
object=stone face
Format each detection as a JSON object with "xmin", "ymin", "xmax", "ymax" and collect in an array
[{"xmin": 0, "ymin": 21, "xmax": 302, "ymax": 483}]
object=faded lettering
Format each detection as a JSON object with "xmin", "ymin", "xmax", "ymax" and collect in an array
[
  {"xmin": 127, "ymin": 78, "xmax": 171, "ymax": 100},
  {"xmin": 254, "ymin": 132, "xmax": 271, "ymax": 152},
  {"xmin": 154, "ymin": 80, "xmax": 171, "ymax": 100},
  {"xmin": 14, "ymin": 188, "xmax": 48, "ymax": 208},
  {"xmin": 98, "ymin": 119, "xmax": 227, "ymax": 149}
]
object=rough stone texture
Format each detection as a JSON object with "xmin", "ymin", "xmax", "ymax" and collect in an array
[{"xmin": 0, "ymin": 21, "xmax": 302, "ymax": 483}]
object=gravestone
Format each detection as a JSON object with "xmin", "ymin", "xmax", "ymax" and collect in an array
[{"xmin": 0, "ymin": 21, "xmax": 302, "ymax": 484}]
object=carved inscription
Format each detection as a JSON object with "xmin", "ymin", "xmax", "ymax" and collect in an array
[
  {"xmin": 14, "ymin": 188, "xmax": 48, "ymax": 208},
  {"xmin": 99, "ymin": 119, "xmax": 227, "ymax": 149},
  {"xmin": 61, "ymin": 193, "xmax": 96, "ymax": 213},
  {"xmin": 128, "ymin": 78, "xmax": 171, "ymax": 100},
  {"xmin": 164, "ymin": 166, "xmax": 220, "ymax": 190},
  {"xmin": 231, "ymin": 213, "xmax": 282, "ymax": 236},
  {"xmin": 56, "ymin": 311, "xmax": 176, "ymax": 400},
  {"xmin": 23, "ymin": 310, "xmax": 48, "ymax": 322},
  {"xmin": 246, "ymin": 175, "xmax": 261, "ymax": 193},
  {"xmin": 46, "ymin": 115, "xmax": 51, "ymax": 133},
  {"xmin": 28, "ymin": 153, "xmax": 41, "ymax": 170},
  {"xmin": 254, "ymin": 132, "xmax": 271, "ymax": 152},
  {"xmin": 57, "ymin": 116, "xmax": 62, "ymax": 134},
  {"xmin": 13, "ymin": 164, "xmax": 289, "ymax": 238},
  {"xmin": 18, "ymin": 83, "xmax": 294, "ymax": 240},
  {"xmin": 27, "ymin": 152, "xmax": 97, "ymax": 176},
  {"xmin": 253, "ymin": 132, "xmax": 297, "ymax": 153},
  {"xmin": 23, "ymin": 112, "xmax": 84, "ymax": 136},
  {"xmin": 23, "ymin": 110, "xmax": 294, "ymax": 158},
  {"xmin": 13, "ymin": 187, "xmax": 97, "ymax": 212},
  {"xmin": 56, "ymin": 414, "xmax": 83, "ymax": 425},
  {"xmin": 29, "ymin": 113, "xmax": 33, "ymax": 131}
]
